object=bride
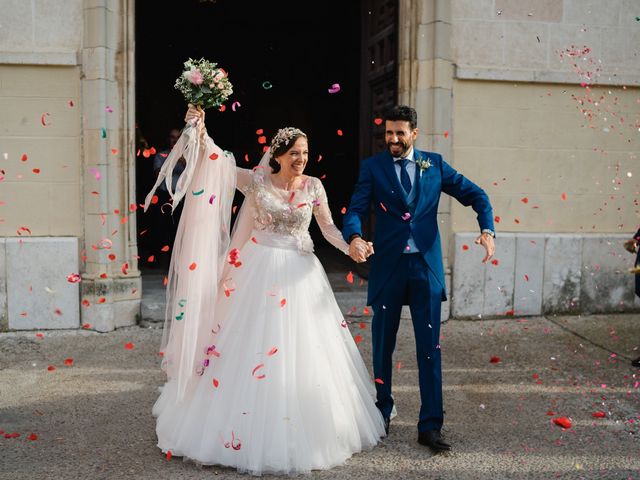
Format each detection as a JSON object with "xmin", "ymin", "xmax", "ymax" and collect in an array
[{"xmin": 146, "ymin": 105, "xmax": 386, "ymax": 475}]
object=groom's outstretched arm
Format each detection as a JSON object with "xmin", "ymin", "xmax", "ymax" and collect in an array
[
  {"xmin": 440, "ymin": 156, "xmax": 494, "ymax": 234},
  {"xmin": 342, "ymin": 159, "xmax": 374, "ymax": 243}
]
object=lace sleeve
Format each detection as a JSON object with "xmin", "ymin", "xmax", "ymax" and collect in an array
[
  {"xmin": 311, "ymin": 178, "xmax": 350, "ymax": 255},
  {"xmin": 236, "ymin": 167, "xmax": 254, "ymax": 194}
]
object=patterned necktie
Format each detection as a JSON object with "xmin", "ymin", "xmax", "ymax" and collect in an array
[{"xmin": 396, "ymin": 158, "xmax": 412, "ymax": 194}]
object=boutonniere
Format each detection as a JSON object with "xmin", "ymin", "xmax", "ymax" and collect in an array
[{"xmin": 416, "ymin": 155, "xmax": 432, "ymax": 176}]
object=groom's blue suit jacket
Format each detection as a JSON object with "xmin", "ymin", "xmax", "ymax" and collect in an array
[{"xmin": 342, "ymin": 149, "xmax": 494, "ymax": 306}]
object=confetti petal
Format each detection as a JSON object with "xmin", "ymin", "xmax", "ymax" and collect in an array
[
  {"xmin": 252, "ymin": 363, "xmax": 266, "ymax": 379},
  {"xmin": 67, "ymin": 273, "xmax": 81, "ymax": 283},
  {"xmin": 346, "ymin": 271, "xmax": 354, "ymax": 284},
  {"xmin": 553, "ymin": 417, "xmax": 572, "ymax": 429},
  {"xmin": 327, "ymin": 83, "xmax": 341, "ymax": 94},
  {"xmin": 124, "ymin": 342, "xmax": 135, "ymax": 350}
]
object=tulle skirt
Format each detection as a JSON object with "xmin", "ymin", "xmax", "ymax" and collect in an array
[{"xmin": 152, "ymin": 230, "xmax": 386, "ymax": 475}]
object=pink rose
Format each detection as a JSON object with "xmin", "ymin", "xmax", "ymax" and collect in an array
[
  {"xmin": 183, "ymin": 68, "xmax": 204, "ymax": 86},
  {"xmin": 190, "ymin": 69, "xmax": 204, "ymax": 85}
]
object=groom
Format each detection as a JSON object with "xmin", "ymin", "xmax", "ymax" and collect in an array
[{"xmin": 343, "ymin": 105, "xmax": 495, "ymax": 452}]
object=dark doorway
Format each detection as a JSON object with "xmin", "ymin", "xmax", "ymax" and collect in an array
[{"xmin": 135, "ymin": 0, "xmax": 396, "ymax": 273}]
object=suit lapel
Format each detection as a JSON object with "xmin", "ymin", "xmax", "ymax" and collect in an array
[{"xmin": 381, "ymin": 151, "xmax": 409, "ymax": 208}]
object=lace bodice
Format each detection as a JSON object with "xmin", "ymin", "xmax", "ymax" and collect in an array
[{"xmin": 236, "ymin": 167, "xmax": 349, "ymax": 255}]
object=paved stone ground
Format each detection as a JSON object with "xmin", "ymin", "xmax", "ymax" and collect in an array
[{"xmin": 1, "ymin": 248, "xmax": 639, "ymax": 479}]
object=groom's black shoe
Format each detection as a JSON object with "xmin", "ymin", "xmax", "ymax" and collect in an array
[
  {"xmin": 383, "ymin": 417, "xmax": 390, "ymax": 436},
  {"xmin": 418, "ymin": 430, "xmax": 451, "ymax": 452}
]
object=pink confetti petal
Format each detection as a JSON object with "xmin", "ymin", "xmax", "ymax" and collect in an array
[
  {"xmin": 328, "ymin": 83, "xmax": 341, "ymax": 94},
  {"xmin": 252, "ymin": 363, "xmax": 266, "ymax": 379}
]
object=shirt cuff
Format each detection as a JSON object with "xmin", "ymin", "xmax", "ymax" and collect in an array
[{"xmin": 481, "ymin": 229, "xmax": 496, "ymax": 238}]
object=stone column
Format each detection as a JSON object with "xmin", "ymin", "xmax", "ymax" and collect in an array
[
  {"xmin": 398, "ymin": 0, "xmax": 453, "ymax": 318},
  {"xmin": 80, "ymin": 0, "xmax": 140, "ymax": 331}
]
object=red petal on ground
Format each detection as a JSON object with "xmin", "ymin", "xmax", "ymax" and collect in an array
[
  {"xmin": 489, "ymin": 356, "xmax": 501, "ymax": 363},
  {"xmin": 124, "ymin": 342, "xmax": 135, "ymax": 350},
  {"xmin": 553, "ymin": 417, "xmax": 572, "ymax": 429}
]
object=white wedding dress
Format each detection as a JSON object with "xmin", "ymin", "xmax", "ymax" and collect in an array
[{"xmin": 150, "ymin": 139, "xmax": 385, "ymax": 475}]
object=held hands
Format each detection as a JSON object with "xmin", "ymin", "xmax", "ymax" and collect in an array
[
  {"xmin": 475, "ymin": 232, "xmax": 495, "ymax": 264},
  {"xmin": 348, "ymin": 237, "xmax": 374, "ymax": 263}
]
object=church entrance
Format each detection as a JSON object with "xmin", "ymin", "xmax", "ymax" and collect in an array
[{"xmin": 134, "ymin": 0, "xmax": 397, "ymax": 275}]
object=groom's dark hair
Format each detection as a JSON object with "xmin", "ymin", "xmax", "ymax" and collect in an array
[{"xmin": 384, "ymin": 105, "xmax": 418, "ymax": 130}]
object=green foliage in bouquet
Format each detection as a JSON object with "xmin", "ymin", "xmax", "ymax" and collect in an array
[{"xmin": 174, "ymin": 58, "xmax": 233, "ymax": 109}]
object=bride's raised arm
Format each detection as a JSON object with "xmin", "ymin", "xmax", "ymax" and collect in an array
[{"xmin": 185, "ymin": 104, "xmax": 254, "ymax": 194}]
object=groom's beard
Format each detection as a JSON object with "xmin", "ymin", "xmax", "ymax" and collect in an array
[{"xmin": 387, "ymin": 141, "xmax": 412, "ymax": 158}]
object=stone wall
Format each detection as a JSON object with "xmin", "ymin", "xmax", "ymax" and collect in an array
[
  {"xmin": 452, "ymin": 232, "xmax": 639, "ymax": 318},
  {"xmin": 451, "ymin": 0, "xmax": 640, "ymax": 86}
]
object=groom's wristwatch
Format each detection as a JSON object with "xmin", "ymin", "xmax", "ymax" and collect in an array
[
  {"xmin": 481, "ymin": 229, "xmax": 496, "ymax": 238},
  {"xmin": 348, "ymin": 234, "xmax": 362, "ymax": 243}
]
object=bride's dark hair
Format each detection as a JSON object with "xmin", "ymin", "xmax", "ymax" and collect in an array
[{"xmin": 269, "ymin": 132, "xmax": 307, "ymax": 173}]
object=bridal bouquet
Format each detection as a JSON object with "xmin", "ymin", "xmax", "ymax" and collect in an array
[{"xmin": 174, "ymin": 57, "xmax": 233, "ymax": 109}]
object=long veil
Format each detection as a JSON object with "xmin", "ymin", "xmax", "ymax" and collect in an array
[{"xmin": 144, "ymin": 122, "xmax": 271, "ymax": 404}]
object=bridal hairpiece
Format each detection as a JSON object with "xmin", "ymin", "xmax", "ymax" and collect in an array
[{"xmin": 270, "ymin": 127, "xmax": 306, "ymax": 157}]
